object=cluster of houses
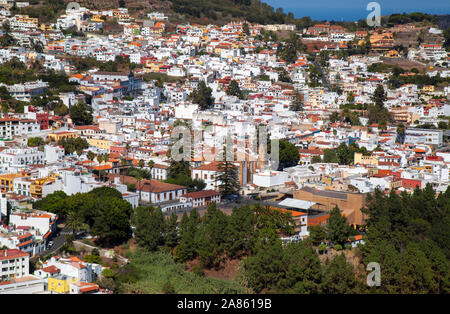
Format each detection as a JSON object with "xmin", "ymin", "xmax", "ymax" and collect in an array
[{"xmin": 0, "ymin": 3, "xmax": 448, "ymax": 293}]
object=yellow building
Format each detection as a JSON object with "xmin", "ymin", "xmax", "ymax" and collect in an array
[
  {"xmin": 354, "ymin": 153, "xmax": 379, "ymax": 166},
  {"xmin": 91, "ymin": 15, "xmax": 104, "ymax": 22},
  {"xmin": 40, "ymin": 24, "xmax": 53, "ymax": 31},
  {"xmin": 48, "ymin": 276, "xmax": 78, "ymax": 294},
  {"xmin": 369, "ymin": 32, "xmax": 394, "ymax": 51},
  {"xmin": 47, "ymin": 131, "xmax": 79, "ymax": 142},
  {"xmin": 88, "ymin": 138, "xmax": 111, "ymax": 151},
  {"xmin": 385, "ymin": 50, "xmax": 399, "ymax": 58},
  {"xmin": 30, "ymin": 175, "xmax": 59, "ymax": 199},
  {"xmin": 422, "ymin": 85, "xmax": 435, "ymax": 92},
  {"xmin": 0, "ymin": 173, "xmax": 28, "ymax": 192},
  {"xmin": 13, "ymin": 15, "xmax": 39, "ymax": 27}
]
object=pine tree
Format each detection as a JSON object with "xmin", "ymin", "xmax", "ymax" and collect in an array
[
  {"xmin": 174, "ymin": 209, "xmax": 199, "ymax": 262},
  {"xmin": 217, "ymin": 161, "xmax": 240, "ymax": 197},
  {"xmin": 321, "ymin": 254, "xmax": 360, "ymax": 293},
  {"xmin": 133, "ymin": 206, "xmax": 165, "ymax": 251},
  {"xmin": 195, "ymin": 203, "xmax": 229, "ymax": 268},
  {"xmin": 187, "ymin": 81, "xmax": 214, "ymax": 110},
  {"xmin": 226, "ymin": 80, "xmax": 244, "ymax": 99},
  {"xmin": 326, "ymin": 206, "xmax": 351, "ymax": 245},
  {"xmin": 225, "ymin": 204, "xmax": 255, "ymax": 257},
  {"xmin": 165, "ymin": 213, "xmax": 179, "ymax": 249}
]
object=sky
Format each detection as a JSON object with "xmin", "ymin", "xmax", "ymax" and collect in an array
[{"xmin": 262, "ymin": 0, "xmax": 450, "ymax": 21}]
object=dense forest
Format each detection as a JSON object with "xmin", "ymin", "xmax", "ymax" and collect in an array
[{"xmin": 101, "ymin": 184, "xmax": 450, "ymax": 294}]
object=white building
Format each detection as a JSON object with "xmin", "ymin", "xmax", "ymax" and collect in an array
[
  {"xmin": 405, "ymin": 128, "xmax": 443, "ymax": 146},
  {"xmin": 0, "ymin": 249, "xmax": 29, "ymax": 281}
]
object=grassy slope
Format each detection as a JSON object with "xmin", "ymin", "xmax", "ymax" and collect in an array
[{"xmin": 118, "ymin": 249, "xmax": 250, "ymax": 294}]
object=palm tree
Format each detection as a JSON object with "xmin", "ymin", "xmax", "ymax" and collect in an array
[
  {"xmin": 379, "ymin": 120, "xmax": 387, "ymax": 134},
  {"xmin": 96, "ymin": 154, "xmax": 103, "ymax": 165},
  {"xmin": 396, "ymin": 123, "xmax": 405, "ymax": 143},
  {"xmin": 87, "ymin": 151, "xmax": 95, "ymax": 169},
  {"xmin": 120, "ymin": 157, "xmax": 127, "ymax": 183},
  {"xmin": 147, "ymin": 160, "xmax": 155, "ymax": 177},
  {"xmin": 136, "ymin": 174, "xmax": 143, "ymax": 205},
  {"xmin": 103, "ymin": 154, "xmax": 109, "ymax": 165},
  {"xmin": 125, "ymin": 143, "xmax": 130, "ymax": 158},
  {"xmin": 65, "ymin": 211, "xmax": 89, "ymax": 237},
  {"xmin": 138, "ymin": 159, "xmax": 145, "ymax": 169}
]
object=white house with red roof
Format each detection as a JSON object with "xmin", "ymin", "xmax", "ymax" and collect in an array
[
  {"xmin": 180, "ymin": 190, "xmax": 221, "ymax": 208},
  {"xmin": 0, "ymin": 249, "xmax": 29, "ymax": 281}
]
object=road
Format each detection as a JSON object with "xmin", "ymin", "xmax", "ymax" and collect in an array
[
  {"xmin": 313, "ymin": 59, "xmax": 331, "ymax": 91},
  {"xmin": 38, "ymin": 225, "xmax": 70, "ymax": 256}
]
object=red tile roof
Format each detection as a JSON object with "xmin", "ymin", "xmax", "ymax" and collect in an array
[{"xmin": 0, "ymin": 249, "xmax": 29, "ymax": 260}]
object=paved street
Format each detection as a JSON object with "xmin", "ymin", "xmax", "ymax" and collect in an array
[
  {"xmin": 38, "ymin": 225, "xmax": 70, "ymax": 256},
  {"xmin": 313, "ymin": 59, "xmax": 331, "ymax": 91}
]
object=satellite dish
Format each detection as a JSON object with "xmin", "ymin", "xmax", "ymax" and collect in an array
[{"xmin": 66, "ymin": 2, "xmax": 80, "ymax": 11}]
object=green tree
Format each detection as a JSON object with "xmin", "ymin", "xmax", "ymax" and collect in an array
[
  {"xmin": 165, "ymin": 213, "xmax": 179, "ymax": 249},
  {"xmin": 368, "ymin": 84, "xmax": 392, "ymax": 124},
  {"xmin": 329, "ymin": 111, "xmax": 340, "ymax": 123},
  {"xmin": 87, "ymin": 151, "xmax": 95, "ymax": 167},
  {"xmin": 323, "ymin": 149, "xmax": 339, "ymax": 163},
  {"xmin": 308, "ymin": 224, "xmax": 327, "ymax": 246},
  {"xmin": 335, "ymin": 142, "xmax": 353, "ymax": 165},
  {"xmin": 396, "ymin": 123, "xmax": 406, "ymax": 143},
  {"xmin": 133, "ymin": 206, "xmax": 165, "ymax": 251},
  {"xmin": 90, "ymin": 197, "xmax": 133, "ymax": 247},
  {"xmin": 27, "ymin": 137, "xmax": 44, "ymax": 147},
  {"xmin": 217, "ymin": 161, "xmax": 240, "ymax": 197},
  {"xmin": 242, "ymin": 22, "xmax": 250, "ymax": 36},
  {"xmin": 34, "ymin": 191, "xmax": 68, "ymax": 216},
  {"xmin": 311, "ymin": 155, "xmax": 322, "ymax": 164},
  {"xmin": 174, "ymin": 210, "xmax": 199, "ymax": 263},
  {"xmin": 277, "ymin": 242, "xmax": 323, "ymax": 293},
  {"xmin": 65, "ymin": 211, "xmax": 89, "ymax": 236},
  {"xmin": 277, "ymin": 139, "xmax": 300, "ymax": 170},
  {"xmin": 187, "ymin": 81, "xmax": 214, "ymax": 110},
  {"xmin": 69, "ymin": 102, "xmax": 93, "ymax": 125},
  {"xmin": 321, "ymin": 254, "xmax": 360, "ymax": 293},
  {"xmin": 167, "ymin": 160, "xmax": 191, "ymax": 179},
  {"xmin": 226, "ymin": 80, "xmax": 244, "ymax": 99},
  {"xmin": 242, "ymin": 232, "xmax": 284, "ymax": 293},
  {"xmin": 326, "ymin": 206, "xmax": 351, "ymax": 245},
  {"xmin": 196, "ymin": 203, "xmax": 229, "ymax": 268},
  {"xmin": 289, "ymin": 93, "xmax": 303, "ymax": 111},
  {"xmin": 225, "ymin": 204, "xmax": 255, "ymax": 257}
]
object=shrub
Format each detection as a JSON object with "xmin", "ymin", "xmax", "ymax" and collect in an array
[
  {"xmin": 102, "ymin": 268, "xmax": 115, "ymax": 278},
  {"xmin": 65, "ymin": 234, "xmax": 75, "ymax": 245},
  {"xmin": 334, "ymin": 244, "xmax": 343, "ymax": 251},
  {"xmin": 92, "ymin": 248, "xmax": 100, "ymax": 256},
  {"xmin": 84, "ymin": 254, "xmax": 102, "ymax": 264},
  {"xmin": 162, "ymin": 280, "xmax": 175, "ymax": 294},
  {"xmin": 192, "ymin": 264, "xmax": 204, "ymax": 277},
  {"xmin": 318, "ymin": 243, "xmax": 327, "ymax": 253}
]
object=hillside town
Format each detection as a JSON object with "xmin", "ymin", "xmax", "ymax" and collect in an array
[{"xmin": 0, "ymin": 1, "xmax": 449, "ymax": 295}]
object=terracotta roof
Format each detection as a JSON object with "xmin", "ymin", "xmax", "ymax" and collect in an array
[
  {"xmin": 0, "ymin": 249, "xmax": 29, "ymax": 260},
  {"xmin": 42, "ymin": 265, "xmax": 60, "ymax": 274},
  {"xmin": 194, "ymin": 161, "xmax": 222, "ymax": 171},
  {"xmin": 181, "ymin": 190, "xmax": 220, "ymax": 199},
  {"xmin": 138, "ymin": 180, "xmax": 186, "ymax": 193}
]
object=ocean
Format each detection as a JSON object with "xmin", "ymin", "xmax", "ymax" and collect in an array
[{"xmin": 261, "ymin": 1, "xmax": 450, "ymax": 22}]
